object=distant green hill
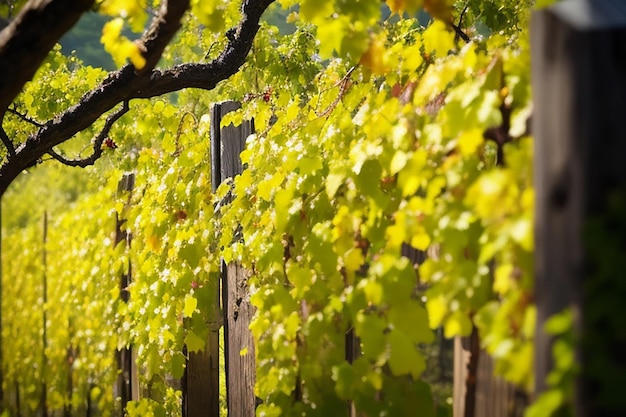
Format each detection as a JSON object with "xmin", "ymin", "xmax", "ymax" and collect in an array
[{"xmin": 59, "ymin": 12, "xmax": 118, "ymax": 70}]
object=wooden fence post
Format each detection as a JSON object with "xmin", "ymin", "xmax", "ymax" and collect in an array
[
  {"xmin": 212, "ymin": 101, "xmax": 256, "ymax": 417},
  {"xmin": 452, "ymin": 336, "xmax": 527, "ymax": 417},
  {"xmin": 183, "ymin": 101, "xmax": 255, "ymax": 417},
  {"xmin": 183, "ymin": 317, "xmax": 219, "ymax": 417},
  {"xmin": 115, "ymin": 173, "xmax": 138, "ymax": 413},
  {"xmin": 532, "ymin": 1, "xmax": 626, "ymax": 415}
]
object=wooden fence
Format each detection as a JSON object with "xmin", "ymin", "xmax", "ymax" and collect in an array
[
  {"xmin": 171, "ymin": 103, "xmax": 520, "ymax": 417},
  {"xmin": 113, "ymin": 102, "xmax": 512, "ymax": 417},
  {"xmin": 108, "ymin": 101, "xmax": 257, "ymax": 416},
  {"xmin": 122, "ymin": 6, "xmax": 626, "ymax": 415},
  {"xmin": 111, "ymin": 102, "xmax": 258, "ymax": 416}
]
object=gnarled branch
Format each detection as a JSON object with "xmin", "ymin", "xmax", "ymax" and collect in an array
[
  {"xmin": 0, "ymin": 0, "xmax": 276, "ymax": 195},
  {"xmin": 48, "ymin": 101, "xmax": 129, "ymax": 168}
]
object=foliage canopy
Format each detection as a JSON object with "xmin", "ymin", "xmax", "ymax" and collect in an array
[{"xmin": 0, "ymin": 0, "xmax": 558, "ymax": 416}]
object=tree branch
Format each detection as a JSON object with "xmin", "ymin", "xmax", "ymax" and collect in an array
[
  {"xmin": 7, "ymin": 107, "xmax": 44, "ymax": 127},
  {"xmin": 0, "ymin": 127, "xmax": 15, "ymax": 157},
  {"xmin": 451, "ymin": 24, "xmax": 470, "ymax": 43},
  {"xmin": 47, "ymin": 101, "xmax": 129, "ymax": 168},
  {"xmin": 451, "ymin": 2, "xmax": 470, "ymax": 43},
  {"xmin": 0, "ymin": 0, "xmax": 95, "ymax": 118},
  {"xmin": 137, "ymin": 0, "xmax": 190, "ymax": 75},
  {"xmin": 0, "ymin": 0, "xmax": 276, "ymax": 196}
]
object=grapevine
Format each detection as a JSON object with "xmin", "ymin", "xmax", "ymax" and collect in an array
[{"xmin": 1, "ymin": 1, "xmax": 544, "ymax": 416}]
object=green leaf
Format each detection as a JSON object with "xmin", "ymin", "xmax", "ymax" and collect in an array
[
  {"xmin": 332, "ymin": 362, "xmax": 357, "ymax": 400},
  {"xmin": 524, "ymin": 389, "xmax": 564, "ymax": 417},
  {"xmin": 355, "ymin": 313, "xmax": 387, "ymax": 362},
  {"xmin": 389, "ymin": 302, "xmax": 434, "ymax": 344},
  {"xmin": 300, "ymin": 0, "xmax": 333, "ymax": 22},
  {"xmin": 170, "ymin": 352, "xmax": 186, "ymax": 379},
  {"xmin": 544, "ymin": 308, "xmax": 573, "ymax": 336},
  {"xmin": 185, "ymin": 330, "xmax": 205, "ymax": 353},
  {"xmin": 443, "ymin": 310, "xmax": 473, "ymax": 338},
  {"xmin": 388, "ymin": 329, "xmax": 426, "ymax": 378}
]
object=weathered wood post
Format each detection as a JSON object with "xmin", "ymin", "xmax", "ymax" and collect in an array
[
  {"xmin": 115, "ymin": 173, "xmax": 138, "ymax": 412},
  {"xmin": 212, "ymin": 101, "xmax": 256, "ymax": 417},
  {"xmin": 183, "ymin": 101, "xmax": 255, "ymax": 417},
  {"xmin": 452, "ymin": 337, "xmax": 527, "ymax": 417},
  {"xmin": 184, "ymin": 336, "xmax": 219, "ymax": 417},
  {"xmin": 532, "ymin": 1, "xmax": 626, "ymax": 415}
]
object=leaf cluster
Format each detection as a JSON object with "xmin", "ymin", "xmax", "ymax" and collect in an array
[{"xmin": 0, "ymin": 0, "xmax": 547, "ymax": 416}]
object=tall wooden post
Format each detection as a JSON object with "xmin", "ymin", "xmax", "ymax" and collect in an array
[
  {"xmin": 532, "ymin": 1, "xmax": 626, "ymax": 415},
  {"xmin": 183, "ymin": 101, "xmax": 255, "ymax": 416},
  {"xmin": 115, "ymin": 173, "xmax": 137, "ymax": 412},
  {"xmin": 214, "ymin": 101, "xmax": 256, "ymax": 417}
]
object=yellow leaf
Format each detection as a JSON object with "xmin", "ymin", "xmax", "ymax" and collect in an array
[
  {"xmin": 494, "ymin": 263, "xmax": 514, "ymax": 294},
  {"xmin": 286, "ymin": 11, "xmax": 299, "ymax": 24},
  {"xmin": 410, "ymin": 229, "xmax": 431, "ymax": 250},
  {"xmin": 153, "ymin": 101, "xmax": 165, "ymax": 113},
  {"xmin": 386, "ymin": 215, "xmax": 407, "ymax": 249},
  {"xmin": 99, "ymin": 0, "xmax": 148, "ymax": 32},
  {"xmin": 316, "ymin": 17, "xmax": 348, "ymax": 59},
  {"xmin": 101, "ymin": 18, "xmax": 146, "ymax": 69},
  {"xmin": 344, "ymin": 247, "xmax": 364, "ymax": 274},
  {"xmin": 443, "ymin": 311, "xmax": 472, "ymax": 338},
  {"xmin": 422, "ymin": 20, "xmax": 455, "ymax": 58},
  {"xmin": 413, "ymin": 59, "xmax": 459, "ymax": 107},
  {"xmin": 510, "ymin": 217, "xmax": 533, "ymax": 251},
  {"xmin": 147, "ymin": 234, "xmax": 160, "ymax": 251},
  {"xmin": 186, "ymin": 330, "xmax": 205, "ymax": 352},
  {"xmin": 457, "ymin": 128, "xmax": 484, "ymax": 156},
  {"xmin": 101, "ymin": 18, "xmax": 124, "ymax": 45},
  {"xmin": 257, "ymin": 172, "xmax": 284, "ymax": 201},
  {"xmin": 183, "ymin": 295, "xmax": 198, "ymax": 318},
  {"xmin": 426, "ymin": 296, "xmax": 447, "ymax": 328},
  {"xmin": 401, "ymin": 43, "xmax": 424, "ymax": 73},
  {"xmin": 397, "ymin": 150, "xmax": 427, "ymax": 196},
  {"xmin": 300, "ymin": 0, "xmax": 333, "ymax": 23},
  {"xmin": 367, "ymin": 370, "xmax": 383, "ymax": 390},
  {"xmin": 192, "ymin": 0, "xmax": 229, "ymax": 32},
  {"xmin": 390, "ymin": 150, "xmax": 408, "ymax": 175},
  {"xmin": 363, "ymin": 279, "xmax": 383, "ymax": 304},
  {"xmin": 521, "ymin": 188, "xmax": 534, "ymax": 211},
  {"xmin": 126, "ymin": 42, "xmax": 146, "ymax": 69},
  {"xmin": 325, "ymin": 173, "xmax": 344, "ymax": 198}
]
